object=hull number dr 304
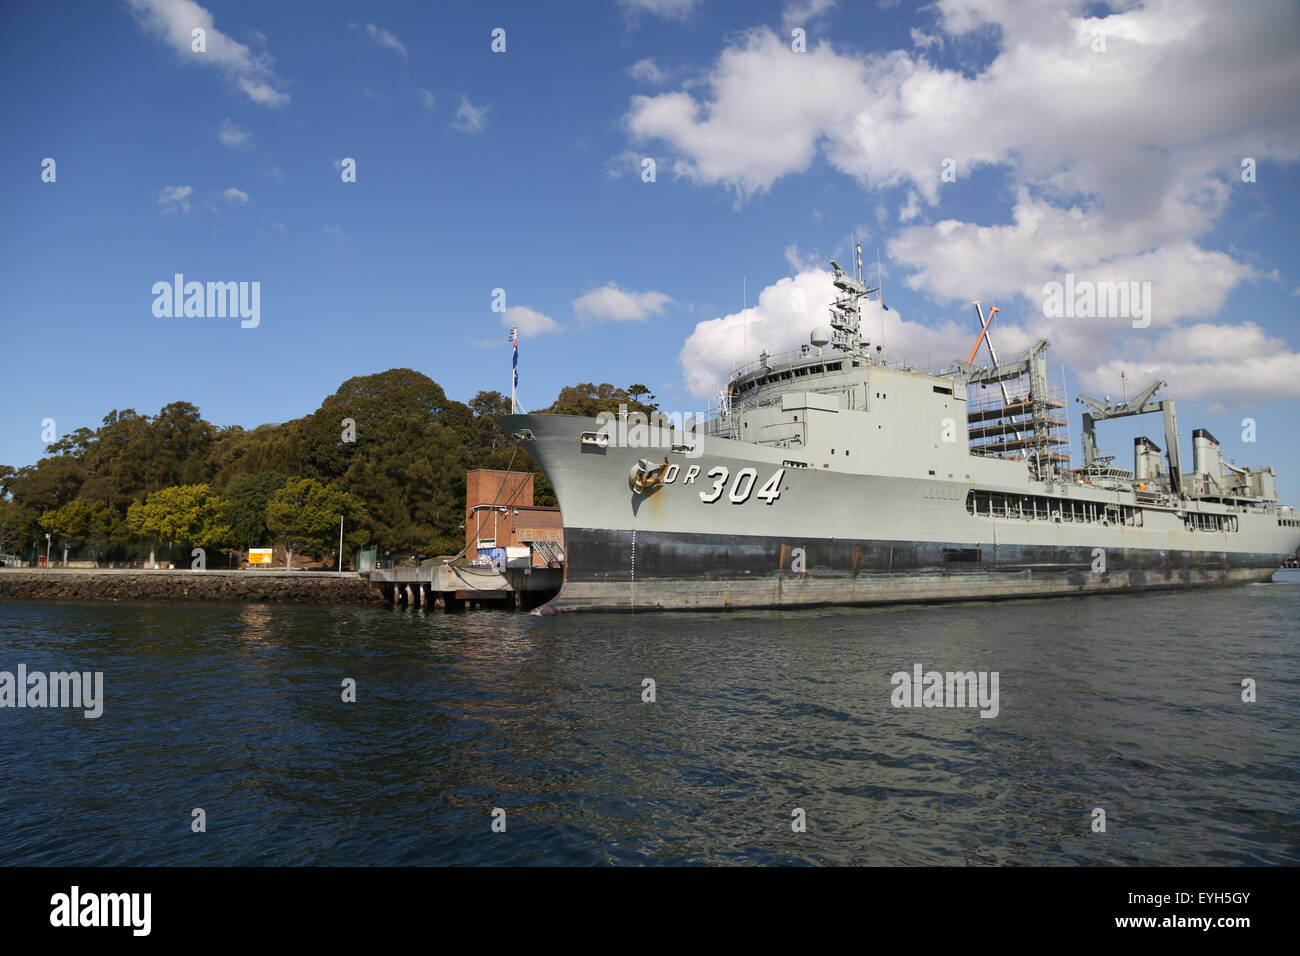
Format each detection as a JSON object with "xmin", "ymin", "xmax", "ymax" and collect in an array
[{"xmin": 657, "ymin": 464, "xmax": 787, "ymax": 504}]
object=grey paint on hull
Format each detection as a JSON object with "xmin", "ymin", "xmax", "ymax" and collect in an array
[
  {"xmin": 565, "ymin": 527, "xmax": 1280, "ymax": 580},
  {"xmin": 545, "ymin": 526, "xmax": 1278, "ymax": 612}
]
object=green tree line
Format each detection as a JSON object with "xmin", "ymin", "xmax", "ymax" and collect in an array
[{"xmin": 0, "ymin": 370, "xmax": 656, "ymax": 566}]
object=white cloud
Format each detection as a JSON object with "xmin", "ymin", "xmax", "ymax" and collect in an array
[
  {"xmin": 696, "ymin": 268, "xmax": 1300, "ymax": 404},
  {"xmin": 887, "ymin": 188, "xmax": 1252, "ymax": 308},
  {"xmin": 628, "ymin": 58, "xmax": 669, "ymax": 85},
  {"xmin": 503, "ymin": 305, "xmax": 559, "ymax": 336},
  {"xmin": 263, "ymin": 166, "xmax": 283, "ymax": 180},
  {"xmin": 222, "ymin": 186, "xmax": 249, "ymax": 205},
  {"xmin": 157, "ymin": 185, "xmax": 193, "ymax": 213},
  {"xmin": 237, "ymin": 78, "xmax": 286, "ymax": 106},
  {"xmin": 604, "ymin": 150, "xmax": 649, "ymax": 179},
  {"xmin": 322, "ymin": 224, "xmax": 345, "ymax": 241},
  {"xmin": 678, "ymin": 268, "xmax": 961, "ymax": 397},
  {"xmin": 898, "ymin": 189, "xmax": 920, "ymax": 223},
  {"xmin": 126, "ymin": 0, "xmax": 289, "ymax": 106},
  {"xmin": 364, "ymin": 23, "xmax": 407, "ymax": 57},
  {"xmin": 784, "ymin": 244, "xmax": 822, "ymax": 272},
  {"xmin": 418, "ymin": 88, "xmax": 436, "ymax": 108},
  {"xmin": 1082, "ymin": 323, "xmax": 1300, "ymax": 405},
  {"xmin": 218, "ymin": 117, "xmax": 251, "ymax": 148},
  {"xmin": 626, "ymin": 30, "xmax": 864, "ymax": 198},
  {"xmin": 783, "ymin": 0, "xmax": 837, "ymax": 30},
  {"xmin": 451, "ymin": 94, "xmax": 490, "ymax": 133},
  {"xmin": 634, "ymin": 2, "xmax": 1300, "ymax": 402},
  {"xmin": 626, "ymin": 10, "xmax": 1300, "ymax": 208},
  {"xmin": 620, "ymin": 0, "xmax": 698, "ymax": 21},
  {"xmin": 909, "ymin": 27, "xmax": 942, "ymax": 50},
  {"xmin": 574, "ymin": 283, "xmax": 675, "ymax": 322}
]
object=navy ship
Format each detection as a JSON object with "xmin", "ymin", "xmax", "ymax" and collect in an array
[{"xmin": 502, "ymin": 248, "xmax": 1300, "ymax": 612}]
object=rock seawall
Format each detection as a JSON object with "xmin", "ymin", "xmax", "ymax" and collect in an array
[{"xmin": 0, "ymin": 570, "xmax": 385, "ymax": 604}]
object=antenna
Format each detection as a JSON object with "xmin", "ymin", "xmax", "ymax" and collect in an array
[
  {"xmin": 877, "ymin": 249, "xmax": 885, "ymax": 355},
  {"xmin": 743, "ymin": 276, "xmax": 748, "ymax": 366},
  {"xmin": 856, "ymin": 240, "xmax": 863, "ymax": 284}
]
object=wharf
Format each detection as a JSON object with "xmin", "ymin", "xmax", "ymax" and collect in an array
[{"xmin": 366, "ymin": 565, "xmax": 562, "ymax": 610}]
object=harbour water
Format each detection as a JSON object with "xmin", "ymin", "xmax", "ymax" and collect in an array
[{"xmin": 2, "ymin": 578, "xmax": 1297, "ymax": 866}]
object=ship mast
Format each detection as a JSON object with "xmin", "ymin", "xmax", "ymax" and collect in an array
[{"xmin": 827, "ymin": 240, "xmax": 876, "ymax": 357}]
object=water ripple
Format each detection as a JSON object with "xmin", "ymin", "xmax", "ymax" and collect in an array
[{"xmin": 1, "ymin": 584, "xmax": 1297, "ymax": 865}]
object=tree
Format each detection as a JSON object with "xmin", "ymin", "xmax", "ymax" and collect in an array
[
  {"xmin": 147, "ymin": 402, "xmax": 217, "ymax": 487},
  {"xmin": 126, "ymin": 484, "xmax": 232, "ymax": 568},
  {"xmin": 40, "ymin": 500, "xmax": 88, "ymax": 566},
  {"xmin": 293, "ymin": 368, "xmax": 461, "ymax": 483},
  {"xmin": 206, "ymin": 423, "xmax": 294, "ymax": 491},
  {"xmin": 2, "ymin": 371, "xmax": 671, "ymax": 567},
  {"xmin": 221, "ymin": 472, "xmax": 285, "ymax": 550},
  {"xmin": 542, "ymin": 382, "xmax": 657, "ymax": 418},
  {"xmin": 81, "ymin": 410, "xmax": 151, "ymax": 510},
  {"xmin": 0, "ymin": 465, "xmax": 15, "ymax": 498},
  {"xmin": 85, "ymin": 504, "xmax": 127, "ymax": 561},
  {"xmin": 0, "ymin": 499, "xmax": 36, "ymax": 557},
  {"xmin": 46, "ymin": 427, "xmax": 96, "ymax": 459},
  {"xmin": 8, "ymin": 458, "xmax": 86, "ymax": 515},
  {"xmin": 466, "ymin": 390, "xmax": 513, "ymax": 466},
  {"xmin": 266, "ymin": 477, "xmax": 368, "ymax": 569},
  {"xmin": 73, "ymin": 405, "xmax": 216, "ymax": 510},
  {"xmin": 627, "ymin": 384, "xmax": 658, "ymax": 409},
  {"xmin": 292, "ymin": 369, "xmax": 471, "ymax": 553},
  {"xmin": 39, "ymin": 498, "xmax": 124, "ymax": 565}
]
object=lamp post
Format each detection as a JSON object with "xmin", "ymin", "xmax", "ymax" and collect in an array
[
  {"xmin": 338, "ymin": 515, "xmax": 344, "ymax": 573},
  {"xmin": 44, "ymin": 533, "xmax": 51, "ymax": 568}
]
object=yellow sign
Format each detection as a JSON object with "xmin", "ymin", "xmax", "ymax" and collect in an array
[{"xmin": 248, "ymin": 548, "xmax": 273, "ymax": 565}]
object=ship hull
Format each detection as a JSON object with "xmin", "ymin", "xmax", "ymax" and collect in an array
[
  {"xmin": 552, "ymin": 526, "xmax": 1278, "ymax": 612},
  {"xmin": 501, "ymin": 413, "xmax": 1300, "ymax": 613}
]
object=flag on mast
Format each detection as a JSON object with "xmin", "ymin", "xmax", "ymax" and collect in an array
[{"xmin": 510, "ymin": 327, "xmax": 519, "ymax": 412}]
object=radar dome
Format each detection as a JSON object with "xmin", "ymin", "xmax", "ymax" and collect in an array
[{"xmin": 810, "ymin": 327, "xmax": 831, "ymax": 348}]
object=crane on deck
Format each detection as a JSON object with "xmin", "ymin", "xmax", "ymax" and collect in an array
[{"xmin": 1076, "ymin": 379, "xmax": 1183, "ymax": 496}]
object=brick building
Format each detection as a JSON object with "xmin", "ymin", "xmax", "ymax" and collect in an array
[{"xmin": 464, "ymin": 469, "xmax": 564, "ymax": 567}]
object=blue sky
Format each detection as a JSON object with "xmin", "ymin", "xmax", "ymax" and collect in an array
[{"xmin": 2, "ymin": 0, "xmax": 1298, "ymax": 501}]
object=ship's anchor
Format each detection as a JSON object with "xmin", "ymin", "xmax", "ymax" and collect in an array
[{"xmin": 629, "ymin": 457, "xmax": 670, "ymax": 495}]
